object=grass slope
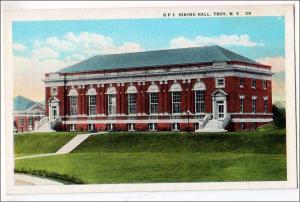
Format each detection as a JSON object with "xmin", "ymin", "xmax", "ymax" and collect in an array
[
  {"xmin": 14, "ymin": 132, "xmax": 80, "ymax": 157},
  {"xmin": 73, "ymin": 131, "xmax": 286, "ymax": 154},
  {"xmin": 14, "ymin": 125, "xmax": 287, "ymax": 184}
]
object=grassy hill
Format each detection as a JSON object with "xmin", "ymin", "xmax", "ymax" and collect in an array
[
  {"xmin": 14, "ymin": 125, "xmax": 287, "ymax": 184},
  {"xmin": 14, "ymin": 132, "xmax": 80, "ymax": 157}
]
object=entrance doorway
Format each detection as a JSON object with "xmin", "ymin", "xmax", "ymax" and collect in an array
[{"xmin": 217, "ymin": 101, "xmax": 224, "ymax": 119}]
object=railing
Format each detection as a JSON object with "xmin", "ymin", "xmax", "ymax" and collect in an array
[
  {"xmin": 199, "ymin": 114, "xmax": 212, "ymax": 129},
  {"xmin": 218, "ymin": 114, "xmax": 231, "ymax": 129},
  {"xmin": 50, "ymin": 117, "xmax": 61, "ymax": 130},
  {"xmin": 34, "ymin": 117, "xmax": 49, "ymax": 130}
]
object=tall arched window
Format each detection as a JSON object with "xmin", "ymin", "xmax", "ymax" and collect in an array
[
  {"xmin": 126, "ymin": 85, "xmax": 137, "ymax": 114},
  {"xmin": 169, "ymin": 82, "xmax": 182, "ymax": 114},
  {"xmin": 86, "ymin": 87, "xmax": 97, "ymax": 116},
  {"xmin": 106, "ymin": 86, "xmax": 117, "ymax": 115},
  {"xmin": 68, "ymin": 88, "xmax": 78, "ymax": 116},
  {"xmin": 193, "ymin": 81, "xmax": 206, "ymax": 114},
  {"xmin": 147, "ymin": 83, "xmax": 159, "ymax": 114}
]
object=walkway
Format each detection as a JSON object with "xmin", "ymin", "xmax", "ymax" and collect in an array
[
  {"xmin": 14, "ymin": 132, "xmax": 107, "ymax": 160},
  {"xmin": 15, "ymin": 174, "xmax": 63, "ymax": 185}
]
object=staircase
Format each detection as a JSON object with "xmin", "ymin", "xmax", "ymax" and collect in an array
[
  {"xmin": 34, "ymin": 117, "xmax": 55, "ymax": 132},
  {"xmin": 196, "ymin": 114, "xmax": 231, "ymax": 133},
  {"xmin": 56, "ymin": 134, "xmax": 92, "ymax": 154}
]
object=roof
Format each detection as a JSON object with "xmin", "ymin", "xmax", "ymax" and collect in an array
[
  {"xmin": 13, "ymin": 95, "xmax": 37, "ymax": 111},
  {"xmin": 58, "ymin": 45, "xmax": 261, "ymax": 73}
]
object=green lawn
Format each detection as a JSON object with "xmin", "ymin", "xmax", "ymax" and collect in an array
[
  {"xmin": 14, "ymin": 125, "xmax": 287, "ymax": 184},
  {"xmin": 14, "ymin": 132, "xmax": 81, "ymax": 157}
]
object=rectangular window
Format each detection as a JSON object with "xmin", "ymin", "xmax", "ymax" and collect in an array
[
  {"xmin": 264, "ymin": 99, "xmax": 268, "ymax": 113},
  {"xmin": 216, "ymin": 78, "xmax": 225, "ymax": 88},
  {"xmin": 88, "ymin": 124, "xmax": 95, "ymax": 131},
  {"xmin": 172, "ymin": 123, "xmax": 180, "ymax": 131},
  {"xmin": 107, "ymin": 123, "xmax": 114, "ymax": 131},
  {"xmin": 20, "ymin": 117, "xmax": 24, "ymax": 126},
  {"xmin": 128, "ymin": 123, "xmax": 135, "ymax": 131},
  {"xmin": 240, "ymin": 98, "xmax": 244, "ymax": 113},
  {"xmin": 172, "ymin": 92, "xmax": 181, "ymax": 114},
  {"xmin": 28, "ymin": 116, "xmax": 33, "ymax": 126},
  {"xmin": 70, "ymin": 96, "xmax": 78, "ymax": 116},
  {"xmin": 240, "ymin": 78, "xmax": 244, "ymax": 87},
  {"xmin": 128, "ymin": 93, "xmax": 137, "ymax": 114},
  {"xmin": 241, "ymin": 123, "xmax": 245, "ymax": 130},
  {"xmin": 251, "ymin": 79, "xmax": 256, "ymax": 88},
  {"xmin": 195, "ymin": 91, "xmax": 205, "ymax": 113},
  {"xmin": 149, "ymin": 93, "xmax": 159, "ymax": 114},
  {"xmin": 149, "ymin": 123, "xmax": 157, "ymax": 131},
  {"xmin": 51, "ymin": 87, "xmax": 58, "ymax": 96},
  {"xmin": 263, "ymin": 80, "xmax": 267, "ymax": 89},
  {"xmin": 252, "ymin": 99, "xmax": 256, "ymax": 113},
  {"xmin": 108, "ymin": 94, "xmax": 116, "ymax": 115},
  {"xmin": 88, "ymin": 95, "xmax": 96, "ymax": 115},
  {"xmin": 70, "ymin": 124, "xmax": 76, "ymax": 131}
]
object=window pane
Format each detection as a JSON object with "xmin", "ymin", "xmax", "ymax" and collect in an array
[
  {"xmin": 195, "ymin": 91, "xmax": 205, "ymax": 113},
  {"xmin": 70, "ymin": 96, "xmax": 78, "ymax": 115},
  {"xmin": 128, "ymin": 93, "xmax": 137, "ymax": 114},
  {"xmin": 150, "ymin": 93, "xmax": 158, "ymax": 114},
  {"xmin": 108, "ymin": 94, "xmax": 116, "ymax": 115},
  {"xmin": 89, "ymin": 95, "xmax": 96, "ymax": 115},
  {"xmin": 172, "ymin": 92, "xmax": 181, "ymax": 114}
]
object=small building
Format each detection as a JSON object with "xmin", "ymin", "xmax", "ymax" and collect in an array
[
  {"xmin": 13, "ymin": 95, "xmax": 45, "ymax": 133},
  {"xmin": 44, "ymin": 45, "xmax": 273, "ymax": 132}
]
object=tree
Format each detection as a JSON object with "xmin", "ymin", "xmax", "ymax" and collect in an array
[{"xmin": 272, "ymin": 104, "xmax": 286, "ymax": 128}]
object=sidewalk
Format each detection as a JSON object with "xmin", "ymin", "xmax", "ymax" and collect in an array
[{"xmin": 14, "ymin": 174, "xmax": 63, "ymax": 185}]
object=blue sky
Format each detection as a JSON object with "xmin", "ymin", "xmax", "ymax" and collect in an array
[{"xmin": 12, "ymin": 16, "xmax": 285, "ymax": 102}]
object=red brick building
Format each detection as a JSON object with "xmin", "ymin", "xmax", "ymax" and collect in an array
[
  {"xmin": 44, "ymin": 46, "xmax": 273, "ymax": 132},
  {"xmin": 13, "ymin": 95, "xmax": 45, "ymax": 133}
]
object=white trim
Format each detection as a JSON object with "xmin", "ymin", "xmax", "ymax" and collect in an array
[
  {"xmin": 239, "ymin": 95, "xmax": 245, "ymax": 99},
  {"xmin": 68, "ymin": 88, "xmax": 78, "ymax": 96},
  {"xmin": 106, "ymin": 86, "xmax": 117, "ymax": 94},
  {"xmin": 147, "ymin": 84, "xmax": 160, "ymax": 93},
  {"xmin": 231, "ymin": 112, "xmax": 273, "ymax": 115},
  {"xmin": 169, "ymin": 83, "xmax": 182, "ymax": 92},
  {"xmin": 263, "ymin": 96, "xmax": 269, "ymax": 100},
  {"xmin": 126, "ymin": 85, "xmax": 138, "ymax": 94},
  {"xmin": 192, "ymin": 81, "xmax": 206, "ymax": 91},
  {"xmin": 231, "ymin": 118, "xmax": 273, "ymax": 123},
  {"xmin": 86, "ymin": 87, "xmax": 97, "ymax": 95},
  {"xmin": 252, "ymin": 96, "xmax": 257, "ymax": 100}
]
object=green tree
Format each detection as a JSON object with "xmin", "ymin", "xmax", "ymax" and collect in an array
[{"xmin": 272, "ymin": 105, "xmax": 286, "ymax": 128}]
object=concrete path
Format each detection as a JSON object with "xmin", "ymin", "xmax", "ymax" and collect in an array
[
  {"xmin": 14, "ymin": 132, "xmax": 107, "ymax": 160},
  {"xmin": 15, "ymin": 174, "xmax": 63, "ymax": 185}
]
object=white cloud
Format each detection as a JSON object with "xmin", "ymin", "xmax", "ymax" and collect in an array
[
  {"xmin": 46, "ymin": 37, "xmax": 75, "ymax": 51},
  {"xmin": 13, "ymin": 43, "xmax": 26, "ymax": 51},
  {"xmin": 170, "ymin": 34, "xmax": 264, "ymax": 49},
  {"xmin": 256, "ymin": 56, "xmax": 285, "ymax": 73},
  {"xmin": 32, "ymin": 47, "xmax": 59, "ymax": 59}
]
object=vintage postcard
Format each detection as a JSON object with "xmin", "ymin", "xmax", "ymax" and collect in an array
[{"xmin": 1, "ymin": 3, "xmax": 298, "ymax": 196}]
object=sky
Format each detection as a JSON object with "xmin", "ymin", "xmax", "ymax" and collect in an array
[{"xmin": 12, "ymin": 16, "xmax": 285, "ymax": 104}]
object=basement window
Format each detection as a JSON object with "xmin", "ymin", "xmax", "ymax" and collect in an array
[
  {"xmin": 70, "ymin": 124, "xmax": 76, "ymax": 131},
  {"xmin": 149, "ymin": 123, "xmax": 157, "ymax": 131},
  {"xmin": 88, "ymin": 124, "xmax": 95, "ymax": 131},
  {"xmin": 107, "ymin": 123, "xmax": 114, "ymax": 131},
  {"xmin": 172, "ymin": 123, "xmax": 180, "ymax": 131},
  {"xmin": 128, "ymin": 123, "xmax": 135, "ymax": 131}
]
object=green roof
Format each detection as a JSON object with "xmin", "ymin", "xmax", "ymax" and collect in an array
[
  {"xmin": 58, "ymin": 45, "xmax": 260, "ymax": 73},
  {"xmin": 13, "ymin": 95, "xmax": 36, "ymax": 111}
]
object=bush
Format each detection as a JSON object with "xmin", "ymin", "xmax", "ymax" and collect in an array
[
  {"xmin": 272, "ymin": 105, "xmax": 286, "ymax": 128},
  {"xmin": 14, "ymin": 168, "xmax": 85, "ymax": 184}
]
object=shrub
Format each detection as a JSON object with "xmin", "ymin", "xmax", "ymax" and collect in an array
[
  {"xmin": 272, "ymin": 105, "xmax": 286, "ymax": 128},
  {"xmin": 14, "ymin": 168, "xmax": 85, "ymax": 184}
]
